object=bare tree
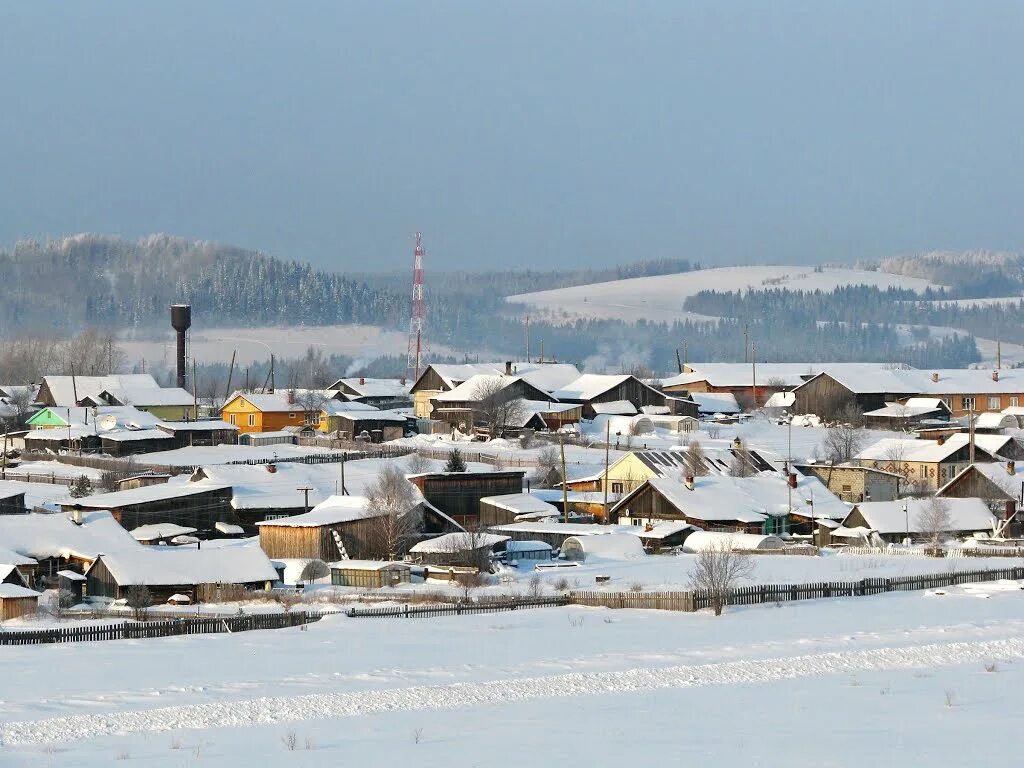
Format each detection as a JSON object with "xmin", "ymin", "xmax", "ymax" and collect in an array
[
  {"xmin": 2, "ymin": 387, "xmax": 36, "ymax": 430},
  {"xmin": 729, "ymin": 438, "xmax": 754, "ymax": 477},
  {"xmin": 406, "ymin": 452, "xmax": 431, "ymax": 474},
  {"xmin": 684, "ymin": 438, "xmax": 708, "ymax": 477},
  {"xmin": 366, "ymin": 465, "xmax": 421, "ymax": 559},
  {"xmin": 296, "ymin": 389, "xmax": 330, "ymax": 428},
  {"xmin": 472, "ymin": 377, "xmax": 527, "ymax": 438},
  {"xmin": 689, "ymin": 540, "xmax": 755, "ymax": 616},
  {"xmin": 445, "ymin": 524, "xmax": 494, "ymax": 572},
  {"xmin": 532, "ymin": 445, "xmax": 562, "ymax": 488},
  {"xmin": 821, "ymin": 424, "xmax": 865, "ymax": 464},
  {"xmin": 299, "ymin": 559, "xmax": 330, "ymax": 584},
  {"xmin": 915, "ymin": 497, "xmax": 954, "ymax": 552},
  {"xmin": 125, "ymin": 584, "xmax": 152, "ymax": 620}
]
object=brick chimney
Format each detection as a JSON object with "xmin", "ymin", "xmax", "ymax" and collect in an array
[
  {"xmin": 505, "ymin": 361, "xmax": 513, "ymax": 376},
  {"xmin": 1007, "ymin": 460, "xmax": 1015, "ymax": 476},
  {"xmin": 287, "ymin": 390, "xmax": 295, "ymax": 405},
  {"xmin": 992, "ymin": 370, "xmax": 999, "ymax": 382},
  {"xmin": 931, "ymin": 372, "xmax": 939, "ymax": 383},
  {"xmin": 937, "ymin": 435, "xmax": 945, "ymax": 446},
  {"xmin": 360, "ymin": 377, "xmax": 365, "ymax": 385},
  {"xmin": 788, "ymin": 472, "xmax": 798, "ymax": 489},
  {"xmin": 684, "ymin": 475, "xmax": 695, "ymax": 490}
]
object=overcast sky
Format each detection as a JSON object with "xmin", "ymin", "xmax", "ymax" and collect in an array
[{"xmin": 2, "ymin": 2, "xmax": 1022, "ymax": 272}]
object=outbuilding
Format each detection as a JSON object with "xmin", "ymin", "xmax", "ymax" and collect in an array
[
  {"xmin": 561, "ymin": 533, "xmax": 646, "ymax": 562},
  {"xmin": 682, "ymin": 530, "xmax": 784, "ymax": 552},
  {"xmin": 503, "ymin": 539, "xmax": 553, "ymax": 565},
  {"xmin": 329, "ymin": 560, "xmax": 412, "ymax": 588},
  {"xmin": 0, "ymin": 584, "xmax": 41, "ymax": 620}
]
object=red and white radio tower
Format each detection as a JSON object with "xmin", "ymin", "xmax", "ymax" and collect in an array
[{"xmin": 406, "ymin": 231, "xmax": 426, "ymax": 381}]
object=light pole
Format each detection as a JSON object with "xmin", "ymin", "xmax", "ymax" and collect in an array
[
  {"xmin": 902, "ymin": 501, "xmax": 909, "ymax": 546},
  {"xmin": 804, "ymin": 493, "xmax": 814, "ymax": 544}
]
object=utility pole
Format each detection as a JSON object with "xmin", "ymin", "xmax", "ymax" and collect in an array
[
  {"xmin": 560, "ymin": 434, "xmax": 569, "ymax": 524},
  {"xmin": 751, "ymin": 341, "xmax": 758, "ymax": 408},
  {"xmin": 298, "ymin": 486, "xmax": 313, "ymax": 514},
  {"xmin": 603, "ymin": 420, "xmax": 611, "ymax": 523},
  {"xmin": 968, "ymin": 401, "xmax": 976, "ymax": 464},
  {"xmin": 525, "ymin": 316, "xmax": 531, "ymax": 363},
  {"xmin": 192, "ymin": 357, "xmax": 198, "ymax": 420},
  {"xmin": 743, "ymin": 324, "xmax": 749, "ymax": 363}
]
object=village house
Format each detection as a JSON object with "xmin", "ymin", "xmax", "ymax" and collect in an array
[
  {"xmin": 36, "ymin": 374, "xmax": 197, "ymax": 420},
  {"xmin": 318, "ymin": 400, "xmax": 407, "ymax": 442},
  {"xmin": 662, "ymin": 363, "xmax": 833, "ymax": 409},
  {"xmin": 0, "ymin": 509, "xmax": 141, "ymax": 587},
  {"xmin": 551, "ymin": 374, "xmax": 679, "ymax": 418},
  {"xmin": 220, "ymin": 391, "xmax": 340, "ymax": 434},
  {"xmin": 936, "ymin": 462, "xmax": 1023, "ymax": 531},
  {"xmin": 256, "ymin": 495, "xmax": 387, "ymax": 561},
  {"xmin": 842, "ymin": 498, "xmax": 998, "ymax": 544},
  {"xmin": 129, "ymin": 523, "xmax": 198, "ymax": 546},
  {"xmin": 59, "ymin": 483, "xmax": 235, "ymax": 533},
  {"xmin": 409, "ymin": 361, "xmax": 581, "ymax": 419},
  {"xmin": 407, "ymin": 531, "xmax": 509, "ymax": 570},
  {"xmin": 862, "ymin": 397, "xmax": 952, "ymax": 430},
  {"xmin": 478, "ymin": 492, "xmax": 561, "ymax": 527},
  {"xmin": 328, "ymin": 377, "xmax": 412, "ymax": 409},
  {"xmin": 428, "ymin": 374, "xmax": 553, "ymax": 434},
  {"xmin": 794, "ymin": 463, "xmax": 901, "ymax": 503},
  {"xmin": 84, "ymin": 546, "xmax": 278, "ymax": 604},
  {"xmin": 854, "ymin": 434, "xmax": 1024, "ymax": 491}
]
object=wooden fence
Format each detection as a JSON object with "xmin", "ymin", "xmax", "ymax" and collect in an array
[
  {"xmin": 839, "ymin": 546, "xmax": 1024, "ymax": 559},
  {"xmin": 0, "ymin": 610, "xmax": 323, "ymax": 646},
  {"xmin": 0, "ymin": 470, "xmax": 74, "ymax": 486},
  {"xmin": 572, "ymin": 566, "xmax": 1024, "ymax": 613},
  {"xmin": 344, "ymin": 596, "xmax": 569, "ymax": 618}
]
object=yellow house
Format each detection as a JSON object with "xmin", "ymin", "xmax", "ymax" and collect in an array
[{"xmin": 221, "ymin": 393, "xmax": 309, "ymax": 434}]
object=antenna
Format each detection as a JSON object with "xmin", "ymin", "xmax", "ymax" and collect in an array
[{"xmin": 406, "ymin": 232, "xmax": 427, "ymax": 381}]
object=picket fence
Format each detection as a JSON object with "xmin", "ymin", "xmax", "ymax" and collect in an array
[
  {"xmin": 840, "ymin": 546, "xmax": 1024, "ymax": 559},
  {"xmin": 572, "ymin": 565, "xmax": 1024, "ymax": 613},
  {"xmin": 0, "ymin": 611, "xmax": 323, "ymax": 646},
  {"xmin": 345, "ymin": 596, "xmax": 568, "ymax": 618}
]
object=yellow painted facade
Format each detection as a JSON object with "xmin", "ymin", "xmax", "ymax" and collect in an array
[{"xmin": 220, "ymin": 395, "xmax": 306, "ymax": 434}]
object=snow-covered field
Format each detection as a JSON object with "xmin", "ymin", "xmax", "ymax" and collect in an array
[
  {"xmin": 2, "ymin": 583, "xmax": 1024, "ymax": 765},
  {"xmin": 508, "ymin": 266, "xmax": 942, "ymax": 323}
]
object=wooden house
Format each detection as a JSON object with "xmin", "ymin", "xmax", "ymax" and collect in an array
[
  {"xmin": 59, "ymin": 483, "xmax": 236, "ymax": 532},
  {"xmin": 854, "ymin": 434, "xmax": 1021, "ymax": 491},
  {"xmin": 100, "ymin": 429, "xmax": 177, "ymax": 457},
  {"xmin": 479, "ymin": 493, "xmax": 560, "ymax": 527},
  {"xmin": 661, "ymin": 363, "xmax": 809, "ymax": 410},
  {"xmin": 551, "ymin": 374, "xmax": 671, "ymax": 418},
  {"xmin": 842, "ymin": 498, "xmax": 998, "ymax": 544},
  {"xmin": 793, "ymin": 370, "xmax": 918, "ymax": 418},
  {"xmin": 609, "ymin": 477, "xmax": 770, "ymax": 534},
  {"xmin": 0, "ymin": 584, "xmax": 41, "ymax": 620},
  {"xmin": 328, "ymin": 378, "xmax": 412, "ymax": 409},
  {"xmin": 428, "ymin": 375, "xmax": 552, "ymax": 432},
  {"xmin": 84, "ymin": 547, "xmax": 278, "ymax": 604},
  {"xmin": 408, "ymin": 471, "xmax": 525, "ymax": 527},
  {"xmin": 318, "ymin": 401, "xmax": 406, "ymax": 442},
  {"xmin": 936, "ymin": 463, "xmax": 1022, "ymax": 507},
  {"xmin": 220, "ymin": 392, "xmax": 324, "ymax": 434},
  {"xmin": 155, "ymin": 421, "xmax": 239, "ymax": 448},
  {"xmin": 329, "ymin": 560, "xmax": 411, "ymax": 588},
  {"xmin": 794, "ymin": 463, "xmax": 901, "ymax": 503},
  {"xmin": 862, "ymin": 398, "xmax": 952, "ymax": 429},
  {"xmin": 409, "ymin": 362, "xmax": 581, "ymax": 418},
  {"xmin": 407, "ymin": 531, "xmax": 509, "ymax": 570}
]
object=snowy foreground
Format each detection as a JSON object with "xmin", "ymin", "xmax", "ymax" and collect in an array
[{"xmin": 3, "ymin": 583, "xmax": 1024, "ymax": 766}]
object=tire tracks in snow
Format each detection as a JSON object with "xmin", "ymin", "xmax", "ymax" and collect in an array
[{"xmin": 3, "ymin": 636, "xmax": 1023, "ymax": 747}]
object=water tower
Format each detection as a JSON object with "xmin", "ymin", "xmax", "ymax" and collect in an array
[{"xmin": 170, "ymin": 304, "xmax": 191, "ymax": 389}]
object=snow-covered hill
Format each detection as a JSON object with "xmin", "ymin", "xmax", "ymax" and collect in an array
[{"xmin": 507, "ymin": 266, "xmax": 943, "ymax": 323}]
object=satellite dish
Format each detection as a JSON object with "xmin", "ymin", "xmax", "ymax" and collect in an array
[{"xmin": 98, "ymin": 415, "xmax": 119, "ymax": 431}]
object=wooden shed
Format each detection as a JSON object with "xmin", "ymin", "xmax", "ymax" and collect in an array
[
  {"xmin": 409, "ymin": 471, "xmax": 525, "ymax": 527},
  {"xmin": 0, "ymin": 490, "xmax": 27, "ymax": 515},
  {"xmin": 0, "ymin": 584, "xmax": 41, "ymax": 621},
  {"xmin": 329, "ymin": 560, "xmax": 411, "ymax": 588},
  {"xmin": 256, "ymin": 496, "xmax": 388, "ymax": 561}
]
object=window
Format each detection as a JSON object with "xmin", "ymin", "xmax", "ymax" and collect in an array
[
  {"xmin": 248, "ymin": 414, "xmax": 256, "ymax": 427},
  {"xmin": 989, "ymin": 397, "xmax": 1001, "ymax": 410},
  {"xmin": 841, "ymin": 484, "xmax": 852, "ymax": 492},
  {"xmin": 288, "ymin": 412, "xmax": 296, "ymax": 419},
  {"xmin": 1012, "ymin": 397, "xmax": 1019, "ymax": 408},
  {"xmin": 611, "ymin": 482, "xmax": 623, "ymax": 494},
  {"xmin": 305, "ymin": 411, "xmax": 320, "ymax": 426},
  {"xmin": 229, "ymin": 414, "xmax": 236, "ymax": 425},
  {"xmin": 263, "ymin": 514, "xmax": 287, "ymax": 521},
  {"xmin": 961, "ymin": 396, "xmax": 976, "ymax": 411}
]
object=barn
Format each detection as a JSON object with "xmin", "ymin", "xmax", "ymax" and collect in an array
[
  {"xmin": 256, "ymin": 495, "xmax": 388, "ymax": 561},
  {"xmin": 407, "ymin": 532, "xmax": 509, "ymax": 570},
  {"xmin": 409, "ymin": 471, "xmax": 525, "ymax": 527},
  {"xmin": 478, "ymin": 493, "xmax": 560, "ymax": 527},
  {"xmin": 551, "ymin": 374, "xmax": 672, "ymax": 418}
]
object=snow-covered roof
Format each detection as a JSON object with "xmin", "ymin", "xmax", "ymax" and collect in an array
[
  {"xmin": 0, "ymin": 563, "xmax": 26, "ymax": 583},
  {"xmin": 321, "ymin": 400, "xmax": 406, "ymax": 421},
  {"xmin": 682, "ymin": 531, "xmax": 784, "ymax": 552},
  {"xmin": 623, "ymin": 520, "xmax": 696, "ymax": 540},
  {"xmin": 764, "ymin": 391, "xmax": 796, "ymax": 409},
  {"xmin": 91, "ymin": 546, "xmax": 279, "ymax": 586},
  {"xmin": 551, "ymin": 374, "xmax": 633, "ymax": 401},
  {"xmin": 157, "ymin": 420, "xmax": 239, "ymax": 433},
  {"xmin": 505, "ymin": 539, "xmax": 552, "ymax": 553},
  {"xmin": 690, "ymin": 392, "xmax": 741, "ymax": 414},
  {"xmin": 408, "ymin": 532, "xmax": 509, "ymax": 553},
  {"xmin": 663, "ymin": 363, "xmax": 840, "ymax": 389},
  {"xmin": 0, "ymin": 510, "xmax": 140, "ymax": 561},
  {"xmin": 328, "ymin": 559, "xmax": 410, "ymax": 571},
  {"xmin": 846, "ymin": 498, "xmax": 997, "ymax": 535},
  {"xmin": 855, "ymin": 434, "xmax": 1014, "ymax": 463},
  {"xmin": 488, "ymin": 521, "xmax": 615, "ymax": 536},
  {"xmin": 863, "ymin": 399, "xmax": 950, "ymax": 418},
  {"xmin": 563, "ymin": 533, "xmax": 646, "ymax": 559},
  {"xmin": 254, "ymin": 495, "xmax": 381, "ymax": 527},
  {"xmin": 480, "ymin": 493, "xmax": 560, "ymax": 517},
  {"xmin": 40, "ymin": 375, "xmax": 161, "ymax": 407},
  {"xmin": 214, "ymin": 522, "xmax": 245, "ymax": 535},
  {"xmin": 0, "ymin": 583, "xmax": 41, "ymax": 599},
  {"xmin": 937, "ymin": 463, "xmax": 1024, "ymax": 498},
  {"xmin": 60, "ymin": 482, "xmax": 231, "ymax": 509},
  {"xmin": 99, "ymin": 429, "xmax": 175, "ymax": 442},
  {"xmin": 590, "ymin": 400, "xmax": 638, "ymax": 415},
  {"xmin": 101, "ymin": 386, "xmax": 195, "ymax": 407},
  {"xmin": 423, "ymin": 363, "xmax": 581, "ymax": 394},
  {"xmin": 585, "ymin": 414, "xmax": 655, "ymax": 437},
  {"xmin": 329, "ymin": 378, "xmax": 410, "ymax": 398},
  {"xmin": 973, "ymin": 412, "xmax": 1016, "ymax": 430},
  {"xmin": 129, "ymin": 523, "xmax": 198, "ymax": 542}
]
